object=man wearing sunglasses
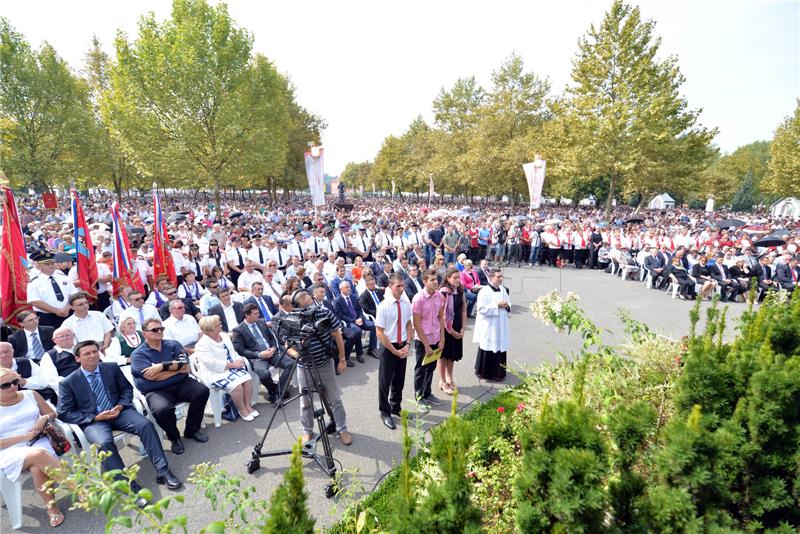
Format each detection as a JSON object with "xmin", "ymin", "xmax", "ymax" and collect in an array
[
  {"xmin": 131, "ymin": 318, "xmax": 210, "ymax": 455},
  {"xmin": 119, "ymin": 290, "xmax": 160, "ymax": 330}
]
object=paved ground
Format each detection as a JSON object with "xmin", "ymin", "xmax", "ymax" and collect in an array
[{"xmin": 2, "ymin": 266, "xmax": 749, "ymax": 533}]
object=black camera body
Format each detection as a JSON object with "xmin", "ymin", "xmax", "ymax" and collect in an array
[{"xmin": 275, "ymin": 305, "xmax": 335, "ymax": 362}]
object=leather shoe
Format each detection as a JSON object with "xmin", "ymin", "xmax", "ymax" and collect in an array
[
  {"xmin": 356, "ymin": 353, "xmax": 366, "ymax": 364},
  {"xmin": 326, "ymin": 420, "xmax": 337, "ymax": 435},
  {"xmin": 184, "ymin": 430, "xmax": 209, "ymax": 443},
  {"xmin": 134, "ymin": 496, "xmax": 149, "ymax": 508},
  {"xmin": 381, "ymin": 414, "xmax": 396, "ymax": 430},
  {"xmin": 346, "ymin": 360, "xmax": 355, "ymax": 368},
  {"xmin": 267, "ymin": 392, "xmax": 279, "ymax": 404},
  {"xmin": 367, "ymin": 349, "xmax": 379, "ymax": 359},
  {"xmin": 339, "ymin": 431, "xmax": 353, "ymax": 445},
  {"xmin": 170, "ymin": 439, "xmax": 185, "ymax": 455},
  {"xmin": 156, "ymin": 469, "xmax": 183, "ymax": 490}
]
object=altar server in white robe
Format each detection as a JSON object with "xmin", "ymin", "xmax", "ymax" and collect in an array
[{"xmin": 473, "ymin": 269, "xmax": 510, "ymax": 381}]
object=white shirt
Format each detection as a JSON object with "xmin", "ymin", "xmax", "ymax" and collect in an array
[
  {"xmin": 96, "ymin": 262, "xmax": 112, "ymax": 294},
  {"xmin": 177, "ymin": 281, "xmax": 205, "ymax": 300},
  {"xmin": 237, "ymin": 270, "xmax": 265, "ymax": 292},
  {"xmin": 221, "ymin": 304, "xmax": 239, "ymax": 332},
  {"xmin": 111, "ymin": 297, "xmax": 130, "ymax": 321},
  {"xmin": 62, "ymin": 311, "xmax": 115, "ymax": 344},
  {"xmin": 286, "ymin": 240, "xmax": 305, "ymax": 259},
  {"xmin": 352, "ymin": 234, "xmax": 371, "ymax": 254},
  {"xmin": 37, "ymin": 351, "xmax": 62, "ymax": 391},
  {"xmin": 171, "ymin": 249, "xmax": 187, "ymax": 273},
  {"xmin": 305, "ymin": 237, "xmax": 324, "ymax": 256},
  {"xmin": 375, "ymin": 293, "xmax": 413, "ymax": 344},
  {"xmin": 120, "ymin": 304, "xmax": 160, "ymax": 329},
  {"xmin": 268, "ymin": 247, "xmax": 288, "ymax": 268},
  {"xmin": 24, "ymin": 329, "xmax": 43, "ymax": 360},
  {"xmin": 163, "ymin": 314, "xmax": 201, "ymax": 347},
  {"xmin": 225, "ymin": 247, "xmax": 247, "ymax": 268},
  {"xmin": 145, "ymin": 290, "xmax": 169, "ymax": 308},
  {"xmin": 322, "ymin": 261, "xmax": 338, "ymax": 282},
  {"xmin": 27, "ymin": 271, "xmax": 76, "ymax": 312},
  {"xmin": 12, "ymin": 358, "xmax": 48, "ymax": 390},
  {"xmin": 247, "ymin": 246, "xmax": 271, "ymax": 266}
]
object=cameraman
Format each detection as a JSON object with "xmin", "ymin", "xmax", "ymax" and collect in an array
[
  {"xmin": 131, "ymin": 318, "xmax": 210, "ymax": 455},
  {"xmin": 278, "ymin": 290, "xmax": 352, "ymax": 446}
]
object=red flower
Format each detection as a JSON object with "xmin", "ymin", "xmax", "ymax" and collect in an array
[
  {"xmin": 467, "ymin": 471, "xmax": 477, "ymax": 478},
  {"xmin": 516, "ymin": 402, "xmax": 526, "ymax": 413},
  {"xmin": 497, "ymin": 406, "xmax": 505, "ymax": 414}
]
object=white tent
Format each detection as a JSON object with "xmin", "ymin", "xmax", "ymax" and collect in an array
[
  {"xmin": 579, "ymin": 195, "xmax": 596, "ymax": 207},
  {"xmin": 770, "ymin": 197, "xmax": 800, "ymax": 221},
  {"xmin": 648, "ymin": 193, "xmax": 675, "ymax": 210}
]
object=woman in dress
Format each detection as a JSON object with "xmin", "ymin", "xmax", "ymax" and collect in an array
[
  {"xmin": 473, "ymin": 268, "xmax": 510, "ymax": 382},
  {"xmin": 193, "ymin": 316, "xmax": 258, "ymax": 421},
  {"xmin": 0, "ymin": 367, "xmax": 65, "ymax": 527},
  {"xmin": 185, "ymin": 244, "xmax": 205, "ymax": 282},
  {"xmin": 210, "ymin": 266, "xmax": 235, "ymax": 293},
  {"xmin": 691, "ymin": 255, "xmax": 717, "ymax": 299},
  {"xmin": 202, "ymin": 240, "xmax": 227, "ymax": 279},
  {"xmin": 438, "ymin": 268, "xmax": 467, "ymax": 394},
  {"xmin": 351, "ymin": 256, "xmax": 364, "ymax": 285},
  {"xmin": 104, "ymin": 316, "xmax": 143, "ymax": 368},
  {"xmin": 282, "ymin": 276, "xmax": 300, "ymax": 297},
  {"xmin": 667, "ymin": 257, "xmax": 697, "ymax": 300},
  {"xmin": 177, "ymin": 271, "xmax": 205, "ymax": 302}
]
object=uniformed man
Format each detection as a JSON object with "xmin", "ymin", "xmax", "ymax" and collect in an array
[{"xmin": 27, "ymin": 250, "xmax": 76, "ymax": 329}]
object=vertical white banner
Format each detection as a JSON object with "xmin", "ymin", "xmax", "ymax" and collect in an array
[
  {"xmin": 523, "ymin": 156, "xmax": 546, "ymax": 209},
  {"xmin": 391, "ymin": 179, "xmax": 396, "ymax": 197},
  {"xmin": 371, "ymin": 183, "xmax": 376, "ymax": 195},
  {"xmin": 428, "ymin": 174, "xmax": 435, "ymax": 196},
  {"xmin": 304, "ymin": 147, "xmax": 326, "ymax": 206},
  {"xmin": 705, "ymin": 197, "xmax": 715, "ymax": 213}
]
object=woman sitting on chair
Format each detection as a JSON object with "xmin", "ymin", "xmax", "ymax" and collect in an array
[
  {"xmin": 193, "ymin": 316, "xmax": 258, "ymax": 422},
  {"xmin": 0, "ymin": 366, "xmax": 65, "ymax": 527}
]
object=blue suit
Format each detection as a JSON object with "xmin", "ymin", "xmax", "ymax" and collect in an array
[
  {"xmin": 329, "ymin": 274, "xmax": 353, "ymax": 299},
  {"xmin": 58, "ymin": 362, "xmax": 169, "ymax": 475},
  {"xmin": 243, "ymin": 295, "xmax": 278, "ymax": 321},
  {"xmin": 333, "ymin": 293, "xmax": 376, "ymax": 355}
]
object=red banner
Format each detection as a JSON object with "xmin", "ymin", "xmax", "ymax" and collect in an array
[
  {"xmin": 42, "ymin": 192, "xmax": 57, "ymax": 209},
  {"xmin": 1, "ymin": 186, "xmax": 31, "ymax": 327},
  {"xmin": 110, "ymin": 203, "xmax": 145, "ymax": 295},
  {"xmin": 71, "ymin": 190, "xmax": 99, "ymax": 301},
  {"xmin": 152, "ymin": 189, "xmax": 177, "ymax": 286}
]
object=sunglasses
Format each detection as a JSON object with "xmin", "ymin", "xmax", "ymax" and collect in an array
[
  {"xmin": 146, "ymin": 327, "xmax": 165, "ymax": 333},
  {"xmin": 0, "ymin": 379, "xmax": 19, "ymax": 390}
]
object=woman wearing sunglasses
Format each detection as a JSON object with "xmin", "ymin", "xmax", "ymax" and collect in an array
[{"xmin": 0, "ymin": 365, "xmax": 65, "ymax": 527}]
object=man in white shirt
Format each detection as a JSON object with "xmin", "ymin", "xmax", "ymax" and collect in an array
[
  {"xmin": 305, "ymin": 228, "xmax": 324, "ymax": 258},
  {"xmin": 38, "ymin": 327, "xmax": 81, "ymax": 392},
  {"xmin": 286, "ymin": 230, "xmax": 305, "ymax": 260},
  {"xmin": 145, "ymin": 276, "xmax": 171, "ymax": 308},
  {"xmin": 0, "ymin": 341, "xmax": 57, "ymax": 403},
  {"xmin": 26, "ymin": 250, "xmax": 77, "ymax": 328},
  {"xmin": 267, "ymin": 239, "xmax": 289, "ymax": 271},
  {"xmin": 163, "ymin": 299, "xmax": 201, "ymax": 352},
  {"xmin": 247, "ymin": 234, "xmax": 270, "ymax": 271},
  {"xmin": 62, "ymin": 293, "xmax": 115, "ymax": 350},
  {"xmin": 352, "ymin": 227, "xmax": 372, "ymax": 261},
  {"xmin": 322, "ymin": 253, "xmax": 339, "ymax": 282},
  {"xmin": 120, "ymin": 290, "xmax": 160, "ymax": 329},
  {"xmin": 237, "ymin": 259, "xmax": 265, "ymax": 293}
]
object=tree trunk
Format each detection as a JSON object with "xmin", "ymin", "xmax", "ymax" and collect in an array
[
  {"xmin": 214, "ymin": 180, "xmax": 221, "ymax": 221},
  {"xmin": 605, "ymin": 173, "xmax": 616, "ymax": 220}
]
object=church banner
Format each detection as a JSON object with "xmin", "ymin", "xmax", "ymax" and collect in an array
[
  {"xmin": 304, "ymin": 147, "xmax": 326, "ymax": 206},
  {"xmin": 523, "ymin": 157, "xmax": 547, "ymax": 209}
]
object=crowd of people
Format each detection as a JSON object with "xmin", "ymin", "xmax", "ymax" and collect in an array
[{"xmin": 2, "ymin": 190, "xmax": 797, "ymax": 526}]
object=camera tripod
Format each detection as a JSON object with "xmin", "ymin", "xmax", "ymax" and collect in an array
[{"xmin": 246, "ymin": 356, "xmax": 340, "ymax": 498}]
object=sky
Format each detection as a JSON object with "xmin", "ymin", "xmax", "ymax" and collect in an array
[{"xmin": 3, "ymin": 0, "xmax": 799, "ymax": 176}]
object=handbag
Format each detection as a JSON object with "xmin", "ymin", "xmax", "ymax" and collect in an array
[{"xmin": 30, "ymin": 420, "xmax": 71, "ymax": 456}]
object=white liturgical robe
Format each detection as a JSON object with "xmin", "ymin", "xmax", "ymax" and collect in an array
[{"xmin": 472, "ymin": 284, "xmax": 510, "ymax": 352}]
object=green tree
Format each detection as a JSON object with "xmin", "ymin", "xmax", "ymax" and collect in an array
[
  {"xmin": 263, "ymin": 439, "xmax": 315, "ymax": 533},
  {"xmin": 561, "ymin": 0, "xmax": 715, "ymax": 214},
  {"xmin": 702, "ymin": 141, "xmax": 770, "ymax": 204},
  {"xmin": 729, "ymin": 172, "xmax": 759, "ymax": 212},
  {"xmin": 369, "ymin": 135, "xmax": 406, "ymax": 194},
  {"xmin": 339, "ymin": 160, "xmax": 373, "ymax": 193},
  {"xmin": 110, "ymin": 0, "xmax": 291, "ymax": 209},
  {"xmin": 763, "ymin": 99, "xmax": 800, "ymax": 197},
  {"xmin": 0, "ymin": 18, "xmax": 93, "ymax": 191}
]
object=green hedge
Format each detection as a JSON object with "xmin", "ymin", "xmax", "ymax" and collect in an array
[{"xmin": 328, "ymin": 389, "xmax": 520, "ymax": 533}]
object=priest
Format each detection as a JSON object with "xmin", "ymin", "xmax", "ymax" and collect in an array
[{"xmin": 473, "ymin": 269, "xmax": 510, "ymax": 381}]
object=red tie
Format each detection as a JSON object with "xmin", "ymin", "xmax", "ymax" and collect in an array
[
  {"xmin": 793, "ymin": 270, "xmax": 797, "ymax": 283},
  {"xmin": 396, "ymin": 301, "xmax": 402, "ymax": 344}
]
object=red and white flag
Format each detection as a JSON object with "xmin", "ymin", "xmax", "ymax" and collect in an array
[
  {"xmin": 152, "ymin": 186, "xmax": 177, "ymax": 286},
  {"xmin": 0, "ymin": 185, "xmax": 31, "ymax": 326},
  {"xmin": 110, "ymin": 202, "xmax": 145, "ymax": 295},
  {"xmin": 71, "ymin": 189, "xmax": 99, "ymax": 301}
]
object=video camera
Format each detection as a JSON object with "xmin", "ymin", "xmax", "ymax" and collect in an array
[{"xmin": 275, "ymin": 305, "xmax": 335, "ymax": 361}]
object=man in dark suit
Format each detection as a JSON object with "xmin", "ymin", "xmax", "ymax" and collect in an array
[
  {"xmin": 476, "ymin": 259, "xmax": 492, "ymax": 286},
  {"xmin": 359, "ymin": 277, "xmax": 383, "ymax": 359},
  {"xmin": 404, "ymin": 265, "xmax": 424, "ymax": 301},
  {"xmin": 376, "ymin": 261, "xmax": 394, "ymax": 289},
  {"xmin": 709, "ymin": 253, "xmax": 738, "ymax": 302},
  {"xmin": 774, "ymin": 256, "xmax": 799, "ymax": 292},
  {"xmin": 58, "ymin": 340, "xmax": 183, "ymax": 500},
  {"xmin": 242, "ymin": 282, "xmax": 278, "ymax": 323},
  {"xmin": 231, "ymin": 304, "xmax": 292, "ymax": 403},
  {"xmin": 9, "ymin": 310, "xmax": 55, "ymax": 362},
  {"xmin": 643, "ymin": 248, "xmax": 667, "ymax": 290},
  {"xmin": 753, "ymin": 255, "xmax": 777, "ymax": 300},
  {"xmin": 207, "ymin": 288, "xmax": 244, "ymax": 331},
  {"xmin": 332, "ymin": 281, "xmax": 367, "ymax": 364}
]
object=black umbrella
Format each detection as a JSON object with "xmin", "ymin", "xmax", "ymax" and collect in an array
[
  {"xmin": 715, "ymin": 218, "xmax": 745, "ymax": 228},
  {"xmin": 753, "ymin": 236, "xmax": 787, "ymax": 248},
  {"xmin": 229, "ymin": 212, "xmax": 244, "ymax": 219},
  {"xmin": 624, "ymin": 217, "xmax": 645, "ymax": 224}
]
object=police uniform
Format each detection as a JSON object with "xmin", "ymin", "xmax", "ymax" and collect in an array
[{"xmin": 27, "ymin": 251, "xmax": 76, "ymax": 329}]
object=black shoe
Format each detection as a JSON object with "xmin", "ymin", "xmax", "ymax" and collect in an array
[
  {"xmin": 325, "ymin": 420, "xmax": 337, "ymax": 435},
  {"xmin": 134, "ymin": 495, "xmax": 149, "ymax": 508},
  {"xmin": 381, "ymin": 414, "xmax": 396, "ymax": 430},
  {"xmin": 335, "ymin": 369, "xmax": 341, "ymax": 375},
  {"xmin": 156, "ymin": 469, "xmax": 183, "ymax": 490},
  {"xmin": 367, "ymin": 349, "xmax": 379, "ymax": 359},
  {"xmin": 356, "ymin": 353, "xmax": 366, "ymax": 363},
  {"xmin": 346, "ymin": 360, "xmax": 355, "ymax": 368},
  {"xmin": 184, "ymin": 430, "xmax": 208, "ymax": 443},
  {"xmin": 170, "ymin": 439, "xmax": 185, "ymax": 455},
  {"xmin": 390, "ymin": 409, "xmax": 401, "ymax": 417}
]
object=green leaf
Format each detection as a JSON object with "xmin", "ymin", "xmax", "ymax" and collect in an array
[{"xmin": 204, "ymin": 521, "xmax": 226, "ymax": 533}]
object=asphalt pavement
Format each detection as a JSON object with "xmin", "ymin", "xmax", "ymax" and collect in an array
[{"xmin": 2, "ymin": 265, "xmax": 748, "ymax": 533}]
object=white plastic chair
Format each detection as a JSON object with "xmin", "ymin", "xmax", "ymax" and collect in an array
[
  {"xmin": 103, "ymin": 305, "xmax": 117, "ymax": 327},
  {"xmin": 133, "ymin": 387, "xmax": 199, "ymax": 441},
  {"xmin": 189, "ymin": 355, "xmax": 259, "ymax": 428}
]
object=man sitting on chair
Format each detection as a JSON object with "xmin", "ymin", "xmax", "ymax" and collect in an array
[{"xmin": 58, "ymin": 340, "xmax": 183, "ymax": 503}]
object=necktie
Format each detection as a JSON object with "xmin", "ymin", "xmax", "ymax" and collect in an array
[
  {"xmin": 396, "ymin": 301, "xmax": 402, "ymax": 344},
  {"xmin": 258, "ymin": 298, "xmax": 271, "ymax": 319},
  {"xmin": 138, "ymin": 308, "xmax": 144, "ymax": 325},
  {"xmin": 88, "ymin": 372, "xmax": 114, "ymax": 413},
  {"xmin": 50, "ymin": 276, "xmax": 64, "ymax": 301},
  {"xmin": 371, "ymin": 291, "xmax": 380, "ymax": 306},
  {"xmin": 314, "ymin": 240, "xmax": 319, "ymax": 255},
  {"xmin": 277, "ymin": 249, "xmax": 283, "ymax": 266},
  {"xmin": 346, "ymin": 297, "xmax": 355, "ymax": 317},
  {"xmin": 195, "ymin": 260, "xmax": 201, "ymax": 277},
  {"xmin": 237, "ymin": 249, "xmax": 243, "ymax": 268},
  {"xmin": 250, "ymin": 323, "xmax": 267, "ymax": 351},
  {"xmin": 258, "ymin": 248, "xmax": 264, "ymax": 263},
  {"xmin": 361, "ymin": 237, "xmax": 367, "ymax": 251},
  {"xmin": 30, "ymin": 332, "xmax": 45, "ymax": 361}
]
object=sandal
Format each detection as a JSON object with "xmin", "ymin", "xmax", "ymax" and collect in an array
[
  {"xmin": 440, "ymin": 383, "xmax": 454, "ymax": 395},
  {"xmin": 48, "ymin": 509, "xmax": 65, "ymax": 528}
]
